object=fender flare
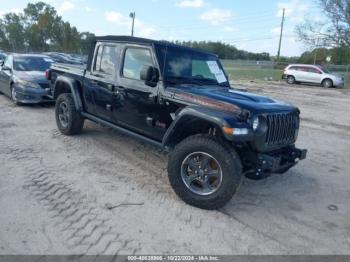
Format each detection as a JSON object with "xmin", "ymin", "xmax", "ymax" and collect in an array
[
  {"xmin": 162, "ymin": 106, "xmax": 249, "ymax": 147},
  {"xmin": 53, "ymin": 75, "xmax": 83, "ymax": 111}
]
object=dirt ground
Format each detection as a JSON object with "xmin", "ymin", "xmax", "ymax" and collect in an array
[{"xmin": 0, "ymin": 81, "xmax": 349, "ymax": 255}]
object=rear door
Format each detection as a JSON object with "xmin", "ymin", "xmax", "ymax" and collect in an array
[
  {"xmin": 83, "ymin": 43, "xmax": 119, "ymax": 121},
  {"xmin": 294, "ymin": 66, "xmax": 308, "ymax": 82}
]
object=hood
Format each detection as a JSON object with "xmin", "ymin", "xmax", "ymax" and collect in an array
[
  {"xmin": 14, "ymin": 71, "xmax": 48, "ymax": 83},
  {"xmin": 171, "ymin": 85, "xmax": 297, "ymax": 114},
  {"xmin": 328, "ymin": 73, "xmax": 343, "ymax": 79}
]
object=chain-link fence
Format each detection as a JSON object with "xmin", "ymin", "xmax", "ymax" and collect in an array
[{"xmin": 221, "ymin": 59, "xmax": 350, "ymax": 88}]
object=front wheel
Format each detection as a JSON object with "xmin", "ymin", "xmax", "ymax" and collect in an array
[
  {"xmin": 10, "ymin": 85, "xmax": 21, "ymax": 105},
  {"xmin": 167, "ymin": 134, "xmax": 242, "ymax": 210},
  {"xmin": 55, "ymin": 93, "xmax": 84, "ymax": 135},
  {"xmin": 322, "ymin": 79, "xmax": 333, "ymax": 88}
]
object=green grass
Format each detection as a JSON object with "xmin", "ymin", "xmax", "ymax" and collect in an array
[
  {"xmin": 224, "ymin": 66, "xmax": 350, "ymax": 88},
  {"xmin": 225, "ymin": 67, "xmax": 283, "ymax": 81}
]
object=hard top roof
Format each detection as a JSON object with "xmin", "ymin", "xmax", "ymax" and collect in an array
[{"xmin": 94, "ymin": 35, "xmax": 217, "ymax": 56}]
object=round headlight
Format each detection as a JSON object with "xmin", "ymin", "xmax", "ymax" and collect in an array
[{"xmin": 252, "ymin": 116, "xmax": 259, "ymax": 131}]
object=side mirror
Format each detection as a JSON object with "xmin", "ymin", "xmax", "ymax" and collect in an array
[
  {"xmin": 0, "ymin": 60, "xmax": 4, "ymax": 66},
  {"xmin": 140, "ymin": 65, "xmax": 159, "ymax": 87}
]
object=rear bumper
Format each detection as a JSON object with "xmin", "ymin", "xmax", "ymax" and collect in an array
[
  {"xmin": 14, "ymin": 86, "xmax": 53, "ymax": 104},
  {"xmin": 245, "ymin": 146, "xmax": 307, "ymax": 179}
]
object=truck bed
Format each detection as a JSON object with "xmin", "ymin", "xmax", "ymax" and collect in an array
[{"xmin": 50, "ymin": 63, "xmax": 86, "ymax": 77}]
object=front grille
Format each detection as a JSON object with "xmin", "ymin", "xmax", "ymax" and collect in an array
[
  {"xmin": 265, "ymin": 112, "xmax": 299, "ymax": 145},
  {"xmin": 39, "ymin": 83, "xmax": 49, "ymax": 89}
]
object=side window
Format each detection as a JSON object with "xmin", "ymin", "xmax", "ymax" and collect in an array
[
  {"xmin": 93, "ymin": 46, "xmax": 103, "ymax": 72},
  {"xmin": 308, "ymin": 67, "xmax": 321, "ymax": 74},
  {"xmin": 4, "ymin": 55, "xmax": 13, "ymax": 68},
  {"xmin": 93, "ymin": 45, "xmax": 118, "ymax": 76},
  {"xmin": 100, "ymin": 46, "xmax": 118, "ymax": 75},
  {"xmin": 122, "ymin": 48, "xmax": 153, "ymax": 80}
]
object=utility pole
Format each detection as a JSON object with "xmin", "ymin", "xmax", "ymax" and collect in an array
[
  {"xmin": 276, "ymin": 8, "xmax": 285, "ymax": 62},
  {"xmin": 129, "ymin": 12, "xmax": 135, "ymax": 37},
  {"xmin": 313, "ymin": 38, "xmax": 319, "ymax": 65}
]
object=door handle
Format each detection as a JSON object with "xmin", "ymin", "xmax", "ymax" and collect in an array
[{"xmin": 112, "ymin": 86, "xmax": 125, "ymax": 97}]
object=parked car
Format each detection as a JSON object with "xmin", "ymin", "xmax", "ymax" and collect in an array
[
  {"xmin": 0, "ymin": 54, "xmax": 54, "ymax": 104},
  {"xmin": 44, "ymin": 52, "xmax": 85, "ymax": 65},
  {"xmin": 47, "ymin": 36, "xmax": 307, "ymax": 210},
  {"xmin": 282, "ymin": 64, "xmax": 344, "ymax": 88},
  {"xmin": 0, "ymin": 52, "xmax": 7, "ymax": 65}
]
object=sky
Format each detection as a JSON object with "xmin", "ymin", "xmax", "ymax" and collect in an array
[{"xmin": 0, "ymin": 0, "xmax": 323, "ymax": 56}]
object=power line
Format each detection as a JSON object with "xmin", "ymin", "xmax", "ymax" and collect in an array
[
  {"xmin": 171, "ymin": 34, "xmax": 297, "ymax": 45},
  {"xmin": 156, "ymin": 11, "xmax": 278, "ymax": 29}
]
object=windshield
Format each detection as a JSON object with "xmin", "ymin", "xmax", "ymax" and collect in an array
[
  {"xmin": 156, "ymin": 45, "xmax": 229, "ymax": 87},
  {"xmin": 14, "ymin": 56, "xmax": 53, "ymax": 72},
  {"xmin": 318, "ymin": 66, "xmax": 332, "ymax": 74}
]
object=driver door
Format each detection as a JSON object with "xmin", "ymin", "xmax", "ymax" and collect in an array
[{"xmin": 112, "ymin": 45, "xmax": 163, "ymax": 140}]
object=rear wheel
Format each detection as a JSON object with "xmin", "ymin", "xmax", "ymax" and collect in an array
[
  {"xmin": 322, "ymin": 79, "xmax": 333, "ymax": 88},
  {"xmin": 55, "ymin": 93, "xmax": 84, "ymax": 135},
  {"xmin": 167, "ymin": 134, "xmax": 242, "ymax": 210},
  {"xmin": 286, "ymin": 75, "xmax": 295, "ymax": 85}
]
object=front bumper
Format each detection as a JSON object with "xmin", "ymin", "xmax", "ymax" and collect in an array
[
  {"xmin": 14, "ymin": 86, "xmax": 53, "ymax": 104},
  {"xmin": 245, "ymin": 146, "xmax": 307, "ymax": 179},
  {"xmin": 333, "ymin": 79, "xmax": 345, "ymax": 87}
]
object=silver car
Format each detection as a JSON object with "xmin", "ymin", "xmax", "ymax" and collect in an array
[{"xmin": 283, "ymin": 64, "xmax": 344, "ymax": 88}]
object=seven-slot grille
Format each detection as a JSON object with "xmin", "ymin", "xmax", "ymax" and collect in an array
[{"xmin": 265, "ymin": 112, "xmax": 299, "ymax": 145}]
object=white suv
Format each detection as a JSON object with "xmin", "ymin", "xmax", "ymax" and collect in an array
[{"xmin": 283, "ymin": 64, "xmax": 344, "ymax": 88}]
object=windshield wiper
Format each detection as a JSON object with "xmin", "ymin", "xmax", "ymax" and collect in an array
[
  {"xmin": 192, "ymin": 77, "xmax": 229, "ymax": 87},
  {"xmin": 165, "ymin": 76, "xmax": 205, "ymax": 86}
]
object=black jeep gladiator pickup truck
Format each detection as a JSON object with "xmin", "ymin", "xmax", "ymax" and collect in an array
[{"xmin": 48, "ymin": 35, "xmax": 307, "ymax": 210}]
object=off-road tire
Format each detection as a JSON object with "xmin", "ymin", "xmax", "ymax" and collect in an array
[
  {"xmin": 287, "ymin": 75, "xmax": 296, "ymax": 85},
  {"xmin": 55, "ymin": 93, "xmax": 84, "ymax": 135},
  {"xmin": 167, "ymin": 134, "xmax": 242, "ymax": 210}
]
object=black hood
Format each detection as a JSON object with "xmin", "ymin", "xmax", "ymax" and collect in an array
[{"xmin": 170, "ymin": 85, "xmax": 297, "ymax": 114}]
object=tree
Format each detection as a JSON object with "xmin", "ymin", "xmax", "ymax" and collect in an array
[
  {"xmin": 79, "ymin": 32, "xmax": 95, "ymax": 54},
  {"xmin": 23, "ymin": 2, "xmax": 62, "ymax": 51},
  {"xmin": 0, "ymin": 1, "xmax": 95, "ymax": 54},
  {"xmin": 1, "ymin": 13, "xmax": 25, "ymax": 52},
  {"xmin": 174, "ymin": 40, "xmax": 271, "ymax": 61},
  {"xmin": 0, "ymin": 19, "xmax": 11, "ymax": 50},
  {"xmin": 296, "ymin": 0, "xmax": 350, "ymax": 48}
]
